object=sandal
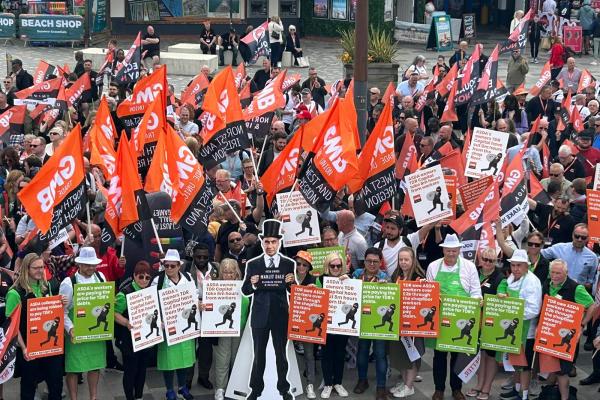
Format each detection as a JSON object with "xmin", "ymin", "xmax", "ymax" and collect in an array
[
  {"xmin": 465, "ymin": 389, "xmax": 480, "ymax": 397},
  {"xmin": 476, "ymin": 393, "xmax": 489, "ymax": 400}
]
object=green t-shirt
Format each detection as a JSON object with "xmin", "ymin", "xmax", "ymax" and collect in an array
[
  {"xmin": 549, "ymin": 282, "xmax": 594, "ymax": 308},
  {"xmin": 114, "ymin": 281, "xmax": 142, "ymax": 314},
  {"xmin": 5, "ymin": 281, "xmax": 44, "ymax": 316}
]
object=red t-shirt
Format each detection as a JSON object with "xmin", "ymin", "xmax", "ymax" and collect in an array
[
  {"xmin": 578, "ymin": 147, "xmax": 600, "ymax": 176},
  {"xmin": 550, "ymin": 44, "xmax": 565, "ymax": 69},
  {"xmin": 95, "ymin": 247, "xmax": 124, "ymax": 282}
]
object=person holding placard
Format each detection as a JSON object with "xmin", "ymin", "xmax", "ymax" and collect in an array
[
  {"xmin": 114, "ymin": 261, "xmax": 155, "ymax": 400},
  {"xmin": 5, "ymin": 253, "xmax": 63, "ymax": 400},
  {"xmin": 59, "ymin": 247, "xmax": 108, "ymax": 400},
  {"xmin": 466, "ymin": 248, "xmax": 505, "ymax": 400},
  {"xmin": 390, "ymin": 247, "xmax": 426, "ymax": 399},
  {"xmin": 151, "ymin": 250, "xmax": 197, "ymax": 400},
  {"xmin": 495, "ymin": 250, "xmax": 542, "ymax": 400},
  {"xmin": 540, "ymin": 259, "xmax": 598, "ymax": 399},
  {"xmin": 352, "ymin": 247, "xmax": 390, "ymax": 400},
  {"xmin": 425, "ymin": 234, "xmax": 482, "ymax": 400},
  {"xmin": 320, "ymin": 251, "xmax": 350, "ymax": 399}
]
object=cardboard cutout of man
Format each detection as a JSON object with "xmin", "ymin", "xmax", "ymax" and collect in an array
[{"xmin": 242, "ymin": 219, "xmax": 297, "ymax": 400}]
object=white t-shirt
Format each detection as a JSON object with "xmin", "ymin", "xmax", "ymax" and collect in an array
[{"xmin": 376, "ymin": 232, "xmax": 420, "ymax": 277}]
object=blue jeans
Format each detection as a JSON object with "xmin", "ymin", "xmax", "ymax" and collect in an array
[{"xmin": 357, "ymin": 339, "xmax": 387, "ymax": 388}]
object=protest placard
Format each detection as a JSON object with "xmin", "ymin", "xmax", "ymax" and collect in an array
[
  {"xmin": 158, "ymin": 282, "xmax": 201, "ymax": 346},
  {"xmin": 458, "ymin": 175, "xmax": 494, "ymax": 210},
  {"xmin": 594, "ymin": 165, "xmax": 600, "ymax": 190},
  {"xmin": 442, "ymin": 175, "xmax": 457, "ymax": 223},
  {"xmin": 465, "ymin": 127, "xmax": 509, "ymax": 179},
  {"xmin": 436, "ymin": 295, "xmax": 481, "ymax": 354},
  {"xmin": 277, "ymin": 191, "xmax": 321, "ymax": 248},
  {"xmin": 480, "ymin": 294, "xmax": 525, "ymax": 354},
  {"xmin": 126, "ymin": 286, "xmax": 164, "ymax": 352},
  {"xmin": 323, "ymin": 277, "xmax": 362, "ymax": 336},
  {"xmin": 201, "ymin": 280, "xmax": 242, "ymax": 337},
  {"xmin": 534, "ymin": 295, "xmax": 584, "ymax": 361},
  {"xmin": 307, "ymin": 246, "xmax": 346, "ymax": 277},
  {"xmin": 360, "ymin": 282, "xmax": 400, "ymax": 340},
  {"xmin": 405, "ymin": 164, "xmax": 453, "ymax": 227},
  {"xmin": 73, "ymin": 282, "xmax": 115, "ymax": 343},
  {"xmin": 288, "ymin": 285, "xmax": 330, "ymax": 344},
  {"xmin": 586, "ymin": 189, "xmax": 600, "ymax": 243},
  {"xmin": 26, "ymin": 296, "xmax": 64, "ymax": 359},
  {"xmin": 399, "ymin": 281, "xmax": 440, "ymax": 337}
]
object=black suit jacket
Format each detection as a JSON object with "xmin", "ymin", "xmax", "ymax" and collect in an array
[
  {"xmin": 15, "ymin": 70, "xmax": 34, "ymax": 91},
  {"xmin": 257, "ymin": 147, "xmax": 275, "ymax": 176},
  {"xmin": 242, "ymin": 255, "xmax": 295, "ymax": 329}
]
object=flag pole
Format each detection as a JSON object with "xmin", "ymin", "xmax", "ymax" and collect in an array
[
  {"xmin": 85, "ymin": 202, "xmax": 92, "ymax": 237},
  {"xmin": 150, "ymin": 218, "xmax": 164, "ymax": 254},
  {"xmin": 120, "ymin": 236, "xmax": 125, "ymax": 258},
  {"xmin": 593, "ymin": 349, "xmax": 599, "ymax": 359},
  {"xmin": 278, "ymin": 179, "xmax": 299, "ymax": 218},
  {"xmin": 219, "ymin": 191, "xmax": 244, "ymax": 225},
  {"xmin": 255, "ymin": 136, "xmax": 269, "ymax": 178}
]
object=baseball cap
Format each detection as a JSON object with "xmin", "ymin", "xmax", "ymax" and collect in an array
[
  {"xmin": 301, "ymin": 88, "xmax": 311, "ymax": 95},
  {"xmin": 383, "ymin": 215, "xmax": 405, "ymax": 230}
]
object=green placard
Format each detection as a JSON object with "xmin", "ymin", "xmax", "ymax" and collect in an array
[
  {"xmin": 19, "ymin": 14, "xmax": 84, "ymax": 42},
  {"xmin": 73, "ymin": 282, "xmax": 115, "ymax": 343},
  {"xmin": 307, "ymin": 246, "xmax": 346, "ymax": 276},
  {"xmin": 480, "ymin": 294, "xmax": 525, "ymax": 354},
  {"xmin": 433, "ymin": 14, "xmax": 453, "ymax": 52},
  {"xmin": 359, "ymin": 282, "xmax": 400, "ymax": 341},
  {"xmin": 0, "ymin": 13, "xmax": 16, "ymax": 39},
  {"xmin": 436, "ymin": 295, "xmax": 480, "ymax": 354}
]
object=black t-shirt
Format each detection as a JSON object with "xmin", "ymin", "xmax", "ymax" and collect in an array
[
  {"xmin": 533, "ymin": 204, "xmax": 576, "ymax": 245},
  {"xmin": 143, "ymin": 32, "xmax": 160, "ymax": 56},
  {"xmin": 201, "ymin": 28, "xmax": 216, "ymax": 45}
]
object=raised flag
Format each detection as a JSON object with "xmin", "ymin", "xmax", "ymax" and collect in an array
[
  {"xmin": 243, "ymin": 70, "xmax": 287, "ymax": 120},
  {"xmin": 381, "ymin": 82, "xmax": 396, "ymax": 105},
  {"xmin": 65, "ymin": 72, "xmax": 91, "ymax": 108},
  {"xmin": 114, "ymin": 32, "xmax": 142, "ymax": 85},
  {"xmin": 498, "ymin": 9, "xmax": 532, "ymax": 54},
  {"xmin": 0, "ymin": 304, "xmax": 21, "ymax": 384},
  {"xmin": 261, "ymin": 128, "xmax": 302, "ymax": 207},
  {"xmin": 454, "ymin": 44, "xmax": 482, "ymax": 105},
  {"xmin": 198, "ymin": 67, "xmax": 250, "ymax": 169},
  {"xmin": 115, "ymin": 134, "xmax": 144, "ymax": 231},
  {"xmin": 499, "ymin": 148, "xmax": 528, "ymax": 227},
  {"xmin": 94, "ymin": 96, "xmax": 117, "ymax": 146},
  {"xmin": 571, "ymin": 105, "xmax": 585, "ymax": 132},
  {"xmin": 577, "ymin": 69, "xmax": 596, "ymax": 93},
  {"xmin": 234, "ymin": 63, "xmax": 246, "ymax": 90},
  {"xmin": 41, "ymin": 82, "xmax": 68, "ymax": 128},
  {"xmin": 438, "ymin": 148, "xmax": 467, "ymax": 186},
  {"xmin": 95, "ymin": 50, "xmax": 114, "ymax": 86},
  {"xmin": 180, "ymin": 73, "xmax": 210, "ymax": 109},
  {"xmin": 117, "ymin": 66, "xmax": 168, "ymax": 131},
  {"xmin": 436, "ymin": 63, "xmax": 458, "ymax": 98},
  {"xmin": 529, "ymin": 172, "xmax": 552, "ymax": 204},
  {"xmin": 281, "ymin": 73, "xmax": 302, "ymax": 92},
  {"xmin": 529, "ymin": 61, "xmax": 552, "ymax": 97},
  {"xmin": 472, "ymin": 45, "xmax": 508, "ymax": 106},
  {"xmin": 395, "ymin": 132, "xmax": 418, "ymax": 180},
  {"xmin": 241, "ymin": 22, "xmax": 271, "ymax": 64},
  {"xmin": 17, "ymin": 125, "xmax": 87, "ymax": 236},
  {"xmin": 440, "ymin": 83, "xmax": 458, "ymax": 122},
  {"xmin": 14, "ymin": 77, "xmax": 62, "ymax": 108},
  {"xmin": 450, "ymin": 179, "xmax": 500, "ymax": 236},
  {"xmin": 0, "ymin": 106, "xmax": 26, "ymax": 143},
  {"xmin": 33, "ymin": 61, "xmax": 58, "ymax": 85},
  {"xmin": 415, "ymin": 77, "xmax": 436, "ymax": 112}
]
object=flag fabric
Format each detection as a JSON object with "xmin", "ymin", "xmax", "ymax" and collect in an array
[
  {"xmin": 395, "ymin": 132, "xmax": 419, "ymax": 180},
  {"xmin": 381, "ymin": 82, "xmax": 396, "ymax": 105},
  {"xmin": 33, "ymin": 61, "xmax": 58, "ymax": 85},
  {"xmin": 436, "ymin": 63, "xmax": 458, "ymax": 98},
  {"xmin": 41, "ymin": 82, "xmax": 68, "ymax": 128},
  {"xmin": 65, "ymin": 72, "xmax": 92, "ymax": 108},
  {"xmin": 297, "ymin": 99, "xmax": 359, "ymax": 212},
  {"xmin": 499, "ymin": 148, "xmax": 529, "ymax": 228},
  {"xmin": 261, "ymin": 128, "xmax": 302, "ymax": 207},
  {"xmin": 117, "ymin": 66, "xmax": 168, "ymax": 131},
  {"xmin": 454, "ymin": 44, "xmax": 482, "ymax": 105},
  {"xmin": 17, "ymin": 125, "xmax": 86, "ymax": 236},
  {"xmin": 114, "ymin": 32, "xmax": 142, "ymax": 85},
  {"xmin": 529, "ymin": 61, "xmax": 552, "ymax": 97},
  {"xmin": 281, "ymin": 73, "xmax": 302, "ymax": 92},
  {"xmin": 243, "ymin": 70, "xmax": 287, "ymax": 120},
  {"xmin": 472, "ymin": 45, "xmax": 508, "ymax": 106},
  {"xmin": 198, "ymin": 67, "xmax": 250, "ymax": 169},
  {"xmin": 131, "ymin": 94, "xmax": 165, "ymax": 155},
  {"xmin": 415, "ymin": 77, "xmax": 437, "ymax": 112},
  {"xmin": 498, "ymin": 9, "xmax": 532, "ymax": 54},
  {"xmin": 180, "ymin": 73, "xmax": 210, "ymax": 109},
  {"xmin": 571, "ymin": 105, "xmax": 585, "ymax": 132},
  {"xmin": 440, "ymin": 83, "xmax": 459, "ymax": 122},
  {"xmin": 234, "ymin": 63, "xmax": 246, "ymax": 90},
  {"xmin": 451, "ymin": 179, "xmax": 500, "ymax": 236},
  {"xmin": 0, "ymin": 105, "xmax": 26, "ymax": 143},
  {"xmin": 115, "ymin": 134, "xmax": 143, "ymax": 231},
  {"xmin": 240, "ymin": 22, "xmax": 271, "ymax": 64},
  {"xmin": 14, "ymin": 77, "xmax": 63, "ymax": 108},
  {"xmin": 95, "ymin": 50, "xmax": 114, "ymax": 86},
  {"xmin": 0, "ymin": 304, "xmax": 21, "ymax": 384},
  {"xmin": 94, "ymin": 96, "xmax": 118, "ymax": 146},
  {"xmin": 529, "ymin": 172, "xmax": 552, "ymax": 204},
  {"xmin": 577, "ymin": 69, "xmax": 596, "ymax": 93},
  {"xmin": 438, "ymin": 148, "xmax": 467, "ymax": 186}
]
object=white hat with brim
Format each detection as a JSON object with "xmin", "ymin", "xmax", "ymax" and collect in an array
[
  {"xmin": 507, "ymin": 249, "xmax": 529, "ymax": 264},
  {"xmin": 74, "ymin": 246, "xmax": 102, "ymax": 265},
  {"xmin": 161, "ymin": 249, "xmax": 183, "ymax": 264},
  {"xmin": 439, "ymin": 234, "xmax": 463, "ymax": 248}
]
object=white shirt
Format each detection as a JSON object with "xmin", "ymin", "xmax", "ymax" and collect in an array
[
  {"xmin": 505, "ymin": 272, "xmax": 542, "ymax": 338},
  {"xmin": 426, "ymin": 256, "xmax": 482, "ymax": 298},
  {"xmin": 151, "ymin": 270, "xmax": 200, "ymax": 298},
  {"xmin": 60, "ymin": 271, "xmax": 107, "ymax": 333},
  {"xmin": 375, "ymin": 232, "xmax": 420, "ymax": 277},
  {"xmin": 339, "ymin": 229, "xmax": 368, "ymax": 268},
  {"xmin": 542, "ymin": 0, "xmax": 556, "ymax": 13}
]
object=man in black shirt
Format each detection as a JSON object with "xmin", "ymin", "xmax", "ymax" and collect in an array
[
  {"xmin": 11, "ymin": 59, "xmax": 33, "ymax": 91},
  {"xmin": 252, "ymin": 58, "xmax": 271, "ymax": 91},
  {"xmin": 301, "ymin": 68, "xmax": 327, "ymax": 109},
  {"xmin": 528, "ymin": 195, "xmax": 575, "ymax": 245},
  {"xmin": 218, "ymin": 28, "xmax": 240, "ymax": 67},
  {"xmin": 142, "ymin": 25, "xmax": 161, "ymax": 69},
  {"xmin": 200, "ymin": 21, "xmax": 217, "ymax": 55}
]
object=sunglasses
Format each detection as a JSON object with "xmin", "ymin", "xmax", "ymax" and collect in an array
[
  {"xmin": 574, "ymin": 234, "xmax": 588, "ymax": 240},
  {"xmin": 31, "ymin": 144, "xmax": 41, "ymax": 147},
  {"xmin": 370, "ymin": 92, "xmax": 377, "ymax": 95},
  {"xmin": 163, "ymin": 263, "xmax": 179, "ymax": 269},
  {"xmin": 538, "ymin": 127, "xmax": 548, "ymax": 131},
  {"xmin": 137, "ymin": 274, "xmax": 152, "ymax": 281},
  {"xmin": 481, "ymin": 257, "xmax": 495, "ymax": 263},
  {"xmin": 229, "ymin": 237, "xmax": 242, "ymax": 243},
  {"xmin": 329, "ymin": 263, "xmax": 343, "ymax": 269},
  {"xmin": 549, "ymin": 173, "xmax": 561, "ymax": 177},
  {"xmin": 527, "ymin": 242, "xmax": 542, "ymax": 247}
]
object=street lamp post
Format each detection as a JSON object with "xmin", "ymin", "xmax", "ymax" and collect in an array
[{"xmin": 354, "ymin": 0, "xmax": 368, "ymax": 146}]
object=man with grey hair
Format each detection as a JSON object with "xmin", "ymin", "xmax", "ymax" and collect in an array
[
  {"xmin": 586, "ymin": 100, "xmax": 599, "ymax": 122},
  {"xmin": 557, "ymin": 144, "xmax": 585, "ymax": 181},
  {"xmin": 573, "ymin": 94, "xmax": 590, "ymax": 119},
  {"xmin": 557, "ymin": 58, "xmax": 582, "ymax": 93},
  {"xmin": 540, "ymin": 163, "xmax": 572, "ymax": 195}
]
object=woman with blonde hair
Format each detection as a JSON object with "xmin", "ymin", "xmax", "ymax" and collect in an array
[
  {"xmin": 510, "ymin": 10, "xmax": 524, "ymax": 33},
  {"xmin": 268, "ymin": 16, "xmax": 284, "ymax": 67},
  {"xmin": 403, "ymin": 55, "xmax": 429, "ymax": 84}
]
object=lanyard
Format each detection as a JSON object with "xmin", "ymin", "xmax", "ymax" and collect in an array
[{"xmin": 539, "ymin": 97, "xmax": 547, "ymax": 114}]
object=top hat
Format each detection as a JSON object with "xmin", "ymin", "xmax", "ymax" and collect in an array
[{"xmin": 260, "ymin": 219, "xmax": 283, "ymax": 239}]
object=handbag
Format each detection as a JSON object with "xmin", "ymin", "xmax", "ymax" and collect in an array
[
  {"xmin": 297, "ymin": 57, "xmax": 309, "ymax": 68},
  {"xmin": 271, "ymin": 31, "xmax": 280, "ymax": 40},
  {"xmin": 541, "ymin": 36, "xmax": 551, "ymax": 50}
]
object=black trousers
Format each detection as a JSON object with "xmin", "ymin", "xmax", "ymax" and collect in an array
[
  {"xmin": 321, "ymin": 334, "xmax": 348, "ymax": 386},
  {"xmin": 19, "ymin": 352, "xmax": 63, "ymax": 400},
  {"xmin": 433, "ymin": 350, "xmax": 462, "ymax": 392},
  {"xmin": 122, "ymin": 344, "xmax": 152, "ymax": 400},
  {"xmin": 250, "ymin": 323, "xmax": 290, "ymax": 395},
  {"xmin": 530, "ymin": 38, "xmax": 541, "ymax": 59}
]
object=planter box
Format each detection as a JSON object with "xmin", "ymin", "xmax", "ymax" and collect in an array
[{"xmin": 343, "ymin": 63, "xmax": 400, "ymax": 92}]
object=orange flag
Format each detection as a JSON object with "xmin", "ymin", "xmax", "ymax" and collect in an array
[
  {"xmin": 528, "ymin": 61, "xmax": 552, "ymax": 97},
  {"xmin": 381, "ymin": 82, "xmax": 396, "ymax": 105},
  {"xmin": 395, "ymin": 132, "xmax": 419, "ymax": 180},
  {"xmin": 180, "ymin": 72, "xmax": 210, "ymax": 109},
  {"xmin": 95, "ymin": 96, "xmax": 118, "ymax": 146},
  {"xmin": 115, "ymin": 134, "xmax": 142, "ymax": 231},
  {"xmin": 570, "ymin": 105, "xmax": 585, "ymax": 132},
  {"xmin": 577, "ymin": 69, "xmax": 596, "ymax": 93},
  {"xmin": 17, "ymin": 125, "xmax": 86, "ymax": 234},
  {"xmin": 131, "ymin": 95, "xmax": 165, "ymax": 155},
  {"xmin": 89, "ymin": 124, "xmax": 117, "ymax": 179},
  {"xmin": 117, "ymin": 66, "xmax": 167, "ymax": 128},
  {"xmin": 261, "ymin": 130, "xmax": 302, "ymax": 206},
  {"xmin": 243, "ymin": 70, "xmax": 287, "ymax": 120},
  {"xmin": 440, "ymin": 83, "xmax": 458, "ymax": 122},
  {"xmin": 234, "ymin": 63, "xmax": 246, "ymax": 90}
]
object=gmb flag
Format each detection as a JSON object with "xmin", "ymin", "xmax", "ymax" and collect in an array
[{"xmin": 241, "ymin": 21, "xmax": 271, "ymax": 64}]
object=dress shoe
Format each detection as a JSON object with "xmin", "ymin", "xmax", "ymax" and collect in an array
[
  {"xmin": 353, "ymin": 379, "xmax": 369, "ymax": 394},
  {"xmin": 580, "ymin": 374, "xmax": 600, "ymax": 385},
  {"xmin": 432, "ymin": 390, "xmax": 444, "ymax": 400},
  {"xmin": 376, "ymin": 387, "xmax": 389, "ymax": 400},
  {"xmin": 584, "ymin": 342, "xmax": 594, "ymax": 351},
  {"xmin": 452, "ymin": 390, "xmax": 466, "ymax": 400},
  {"xmin": 246, "ymin": 392, "xmax": 259, "ymax": 400},
  {"xmin": 197, "ymin": 376, "xmax": 213, "ymax": 389},
  {"xmin": 281, "ymin": 392, "xmax": 293, "ymax": 400}
]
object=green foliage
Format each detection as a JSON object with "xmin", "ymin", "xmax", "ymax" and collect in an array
[{"xmin": 338, "ymin": 26, "xmax": 398, "ymax": 64}]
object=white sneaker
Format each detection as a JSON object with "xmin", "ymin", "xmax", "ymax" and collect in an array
[
  {"xmin": 390, "ymin": 382, "xmax": 405, "ymax": 394},
  {"xmin": 393, "ymin": 386, "xmax": 415, "ymax": 398},
  {"xmin": 321, "ymin": 386, "xmax": 333, "ymax": 399},
  {"xmin": 501, "ymin": 377, "xmax": 514, "ymax": 390},
  {"xmin": 592, "ymin": 61, "xmax": 599, "ymax": 65},
  {"xmin": 414, "ymin": 375, "xmax": 422, "ymax": 382},
  {"xmin": 334, "ymin": 384, "xmax": 349, "ymax": 397},
  {"xmin": 214, "ymin": 388, "xmax": 225, "ymax": 400},
  {"xmin": 306, "ymin": 384, "xmax": 316, "ymax": 399}
]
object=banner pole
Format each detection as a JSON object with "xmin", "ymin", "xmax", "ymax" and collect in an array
[
  {"xmin": 85, "ymin": 202, "xmax": 92, "ymax": 236},
  {"xmin": 120, "ymin": 236, "xmax": 125, "ymax": 258},
  {"xmin": 150, "ymin": 218, "xmax": 164, "ymax": 254},
  {"xmin": 278, "ymin": 179, "xmax": 298, "ymax": 218},
  {"xmin": 219, "ymin": 191, "xmax": 244, "ymax": 225},
  {"xmin": 255, "ymin": 136, "xmax": 269, "ymax": 178}
]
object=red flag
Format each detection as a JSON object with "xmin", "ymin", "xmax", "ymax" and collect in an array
[
  {"xmin": 529, "ymin": 62, "xmax": 552, "ymax": 98},
  {"xmin": 577, "ymin": 69, "xmax": 596, "ymax": 93},
  {"xmin": 65, "ymin": 72, "xmax": 91, "ymax": 108},
  {"xmin": 440, "ymin": 83, "xmax": 458, "ymax": 122},
  {"xmin": 508, "ymin": 9, "xmax": 533, "ymax": 41},
  {"xmin": 436, "ymin": 63, "xmax": 458, "ymax": 98},
  {"xmin": 541, "ymin": 141, "xmax": 550, "ymax": 179},
  {"xmin": 33, "ymin": 60, "xmax": 58, "ymax": 85},
  {"xmin": 14, "ymin": 77, "xmax": 62, "ymax": 108},
  {"xmin": 462, "ymin": 128, "xmax": 472, "ymax": 168},
  {"xmin": 180, "ymin": 72, "xmax": 210, "ymax": 109},
  {"xmin": 529, "ymin": 172, "xmax": 552, "ymax": 204},
  {"xmin": 570, "ymin": 105, "xmax": 585, "ymax": 132},
  {"xmin": 234, "ymin": 63, "xmax": 247, "ymax": 90},
  {"xmin": 0, "ymin": 303, "xmax": 21, "ymax": 384},
  {"xmin": 439, "ymin": 148, "xmax": 466, "ymax": 186},
  {"xmin": 395, "ymin": 132, "xmax": 418, "ymax": 180},
  {"xmin": 0, "ymin": 105, "xmax": 26, "ymax": 143},
  {"xmin": 261, "ymin": 130, "xmax": 302, "ymax": 206},
  {"xmin": 381, "ymin": 82, "xmax": 396, "ymax": 105},
  {"xmin": 450, "ymin": 179, "xmax": 500, "ymax": 235}
]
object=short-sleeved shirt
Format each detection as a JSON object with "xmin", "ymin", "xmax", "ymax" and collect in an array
[
  {"xmin": 142, "ymin": 32, "xmax": 160, "ymax": 57},
  {"xmin": 201, "ymin": 28, "xmax": 216, "ymax": 45},
  {"xmin": 549, "ymin": 281, "xmax": 595, "ymax": 308}
]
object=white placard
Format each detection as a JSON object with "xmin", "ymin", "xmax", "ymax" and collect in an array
[
  {"xmin": 594, "ymin": 164, "xmax": 600, "ymax": 190},
  {"xmin": 276, "ymin": 191, "xmax": 321, "ymax": 248},
  {"xmin": 158, "ymin": 282, "xmax": 201, "ymax": 346},
  {"xmin": 200, "ymin": 280, "xmax": 242, "ymax": 337},
  {"xmin": 465, "ymin": 127, "xmax": 510, "ymax": 179},
  {"xmin": 405, "ymin": 164, "xmax": 453, "ymax": 227},
  {"xmin": 126, "ymin": 286, "xmax": 164, "ymax": 352},
  {"xmin": 323, "ymin": 277, "xmax": 362, "ymax": 337}
]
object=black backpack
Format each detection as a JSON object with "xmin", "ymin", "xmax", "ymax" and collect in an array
[{"xmin": 539, "ymin": 384, "xmax": 577, "ymax": 400}]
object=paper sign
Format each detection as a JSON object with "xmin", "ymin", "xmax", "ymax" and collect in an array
[
  {"xmin": 277, "ymin": 191, "xmax": 321, "ymax": 248},
  {"xmin": 323, "ymin": 277, "xmax": 362, "ymax": 336},
  {"xmin": 49, "ymin": 228, "xmax": 69, "ymax": 250},
  {"xmin": 534, "ymin": 295, "xmax": 584, "ymax": 361},
  {"xmin": 201, "ymin": 280, "xmax": 242, "ymax": 337},
  {"xmin": 442, "ymin": 175, "xmax": 457, "ymax": 223},
  {"xmin": 480, "ymin": 294, "xmax": 525, "ymax": 354},
  {"xmin": 436, "ymin": 295, "xmax": 481, "ymax": 354},
  {"xmin": 73, "ymin": 282, "xmax": 115, "ymax": 343},
  {"xmin": 399, "ymin": 281, "xmax": 440, "ymax": 337},
  {"xmin": 288, "ymin": 285, "xmax": 330, "ymax": 344},
  {"xmin": 405, "ymin": 164, "xmax": 453, "ymax": 227},
  {"xmin": 158, "ymin": 282, "xmax": 201, "ymax": 346},
  {"xmin": 307, "ymin": 246, "xmax": 346, "ymax": 277},
  {"xmin": 587, "ymin": 189, "xmax": 600, "ymax": 243},
  {"xmin": 593, "ymin": 165, "xmax": 600, "ymax": 190},
  {"xmin": 26, "ymin": 296, "xmax": 64, "ymax": 359},
  {"xmin": 360, "ymin": 282, "xmax": 400, "ymax": 340},
  {"xmin": 126, "ymin": 286, "xmax": 164, "ymax": 352},
  {"xmin": 458, "ymin": 176, "xmax": 494, "ymax": 210},
  {"xmin": 465, "ymin": 127, "xmax": 509, "ymax": 179}
]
